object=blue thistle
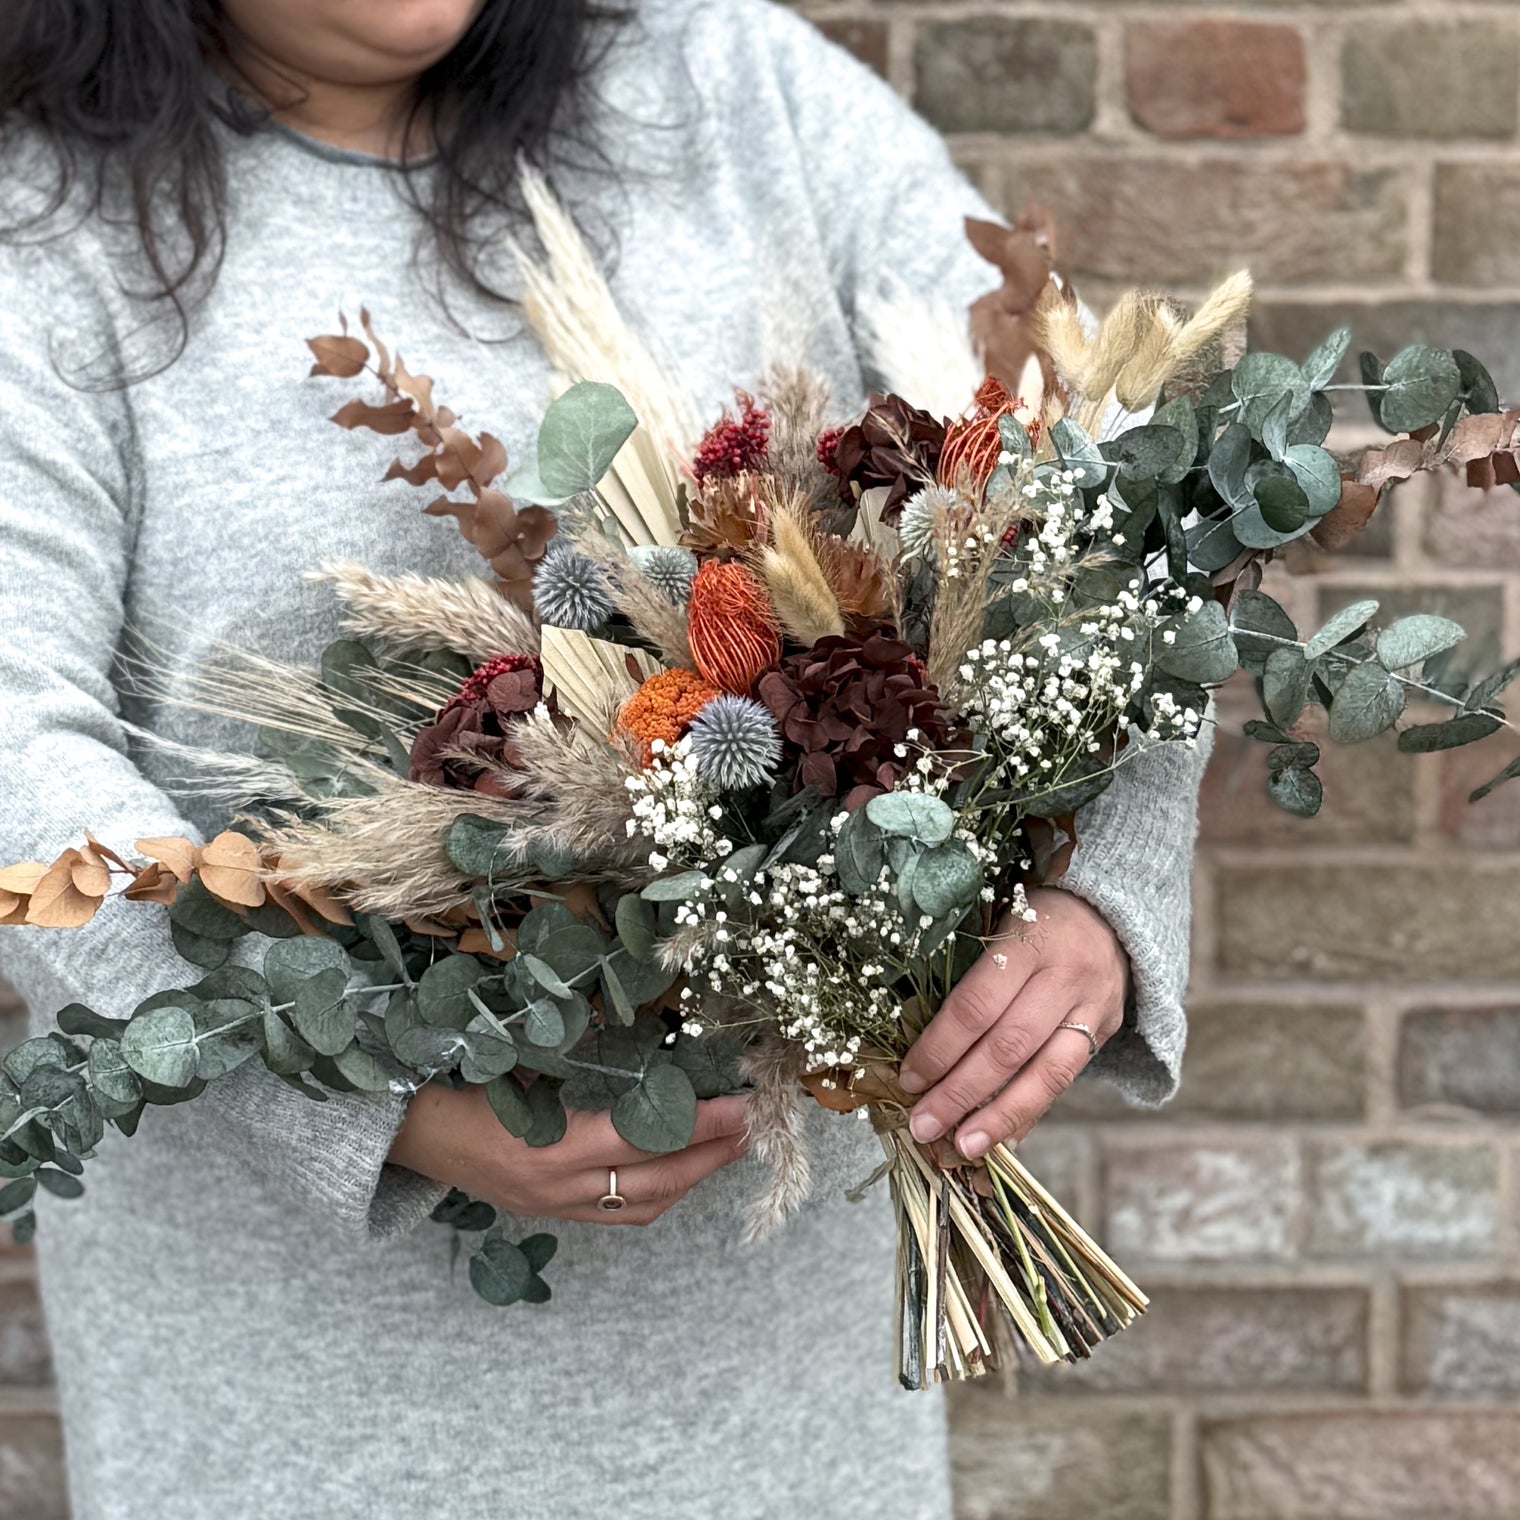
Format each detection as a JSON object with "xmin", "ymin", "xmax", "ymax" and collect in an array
[
  {"xmin": 533, "ymin": 540, "xmax": 614, "ymax": 630},
  {"xmin": 629, "ymin": 544, "xmax": 698, "ymax": 605},
  {"xmin": 687, "ymin": 695, "xmax": 782, "ymax": 790}
]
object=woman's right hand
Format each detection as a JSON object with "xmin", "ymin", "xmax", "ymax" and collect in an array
[{"xmin": 389, "ymin": 1083, "xmax": 752, "ymax": 1226}]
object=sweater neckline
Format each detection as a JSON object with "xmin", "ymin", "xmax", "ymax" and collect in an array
[{"xmin": 258, "ymin": 114, "xmax": 439, "ymax": 172}]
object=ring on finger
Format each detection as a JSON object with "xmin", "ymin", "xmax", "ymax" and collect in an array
[
  {"xmin": 1055, "ymin": 1020, "xmax": 1100, "ymax": 1058},
  {"xmin": 598, "ymin": 1167, "xmax": 627, "ymax": 1213}
]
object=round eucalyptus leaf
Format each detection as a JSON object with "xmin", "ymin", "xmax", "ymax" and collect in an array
[
  {"xmin": 1156, "ymin": 600, "xmax": 1238, "ymax": 685},
  {"xmin": 1049, "ymin": 417, "xmax": 1107, "ymax": 483},
  {"xmin": 910, "ymin": 841, "xmax": 984, "ymax": 919},
  {"xmin": 1305, "ymin": 600, "xmax": 1380, "ymax": 661},
  {"xmin": 1380, "ymin": 346, "xmax": 1462, "ymax": 434},
  {"xmin": 865, "ymin": 792, "xmax": 954, "ymax": 844},
  {"xmin": 1253, "ymin": 470, "xmax": 1311, "ymax": 535},
  {"xmin": 1328, "ymin": 661, "xmax": 1406, "ymax": 744},
  {"xmin": 520, "ymin": 1232, "xmax": 558, "ymax": 1274},
  {"xmin": 1375, "ymin": 614, "xmax": 1465, "ymax": 671},
  {"xmin": 533, "ymin": 926, "xmax": 608, "ymax": 985},
  {"xmin": 520, "ymin": 954, "xmax": 573, "ymax": 1000},
  {"xmin": 1233, "ymin": 352, "xmax": 1310, "ymax": 440},
  {"xmin": 640, "ymin": 870, "xmax": 710, "ymax": 904},
  {"xmin": 468, "ymin": 1235, "xmax": 532, "ymax": 1307},
  {"xmin": 261, "ymin": 1006, "xmax": 316, "ymax": 1077},
  {"xmin": 1186, "ymin": 515, "xmax": 1246, "ymax": 574},
  {"xmin": 485, "ymin": 1074, "xmax": 533, "ymax": 1136},
  {"xmin": 1230, "ymin": 590, "xmax": 1298, "ymax": 673},
  {"xmin": 291, "ymin": 970, "xmax": 353, "ymax": 1057},
  {"xmin": 521, "ymin": 999, "xmax": 566, "ymax": 1051},
  {"xmin": 0, "ymin": 1177, "xmax": 36, "ymax": 1216},
  {"xmin": 613, "ymin": 894, "xmax": 657, "ymax": 963},
  {"xmin": 611, "ymin": 1063, "xmax": 697, "ymax": 1155},
  {"xmin": 263, "ymin": 937, "xmax": 350, "ymax": 1007},
  {"xmin": 3, "ymin": 1036, "xmax": 70, "ymax": 1087},
  {"xmin": 1283, "ymin": 444, "xmax": 1343, "ymax": 516},
  {"xmin": 170, "ymin": 918, "xmax": 232, "ymax": 971},
  {"xmin": 1301, "ymin": 326, "xmax": 1353, "ymax": 392},
  {"xmin": 834, "ymin": 806, "xmax": 887, "ymax": 894},
  {"xmin": 1286, "ymin": 392, "xmax": 1335, "ymax": 448},
  {"xmin": 460, "ymin": 1022, "xmax": 518, "ymax": 1084},
  {"xmin": 121, "ymin": 1007, "xmax": 200, "ymax": 1089},
  {"xmin": 417, "ymin": 954, "xmax": 487, "ymax": 1031},
  {"xmin": 1207, "ymin": 421, "xmax": 1254, "ymax": 506},
  {"xmin": 1455, "ymin": 349, "xmax": 1500, "ymax": 416},
  {"xmin": 393, "ymin": 1025, "xmax": 465, "ymax": 1071},
  {"xmin": 331, "ymin": 1043, "xmax": 390, "ymax": 1092},
  {"xmin": 35, "ymin": 1167, "xmax": 84, "ymax": 1200},
  {"xmin": 1268, "ymin": 765, "xmax": 1323, "ymax": 819},
  {"xmin": 86, "ymin": 1040, "xmax": 142, "ymax": 1108},
  {"xmin": 1263, "ymin": 647, "xmax": 1311, "ymax": 730},
  {"xmin": 537, "ymin": 381, "xmax": 638, "ymax": 497}
]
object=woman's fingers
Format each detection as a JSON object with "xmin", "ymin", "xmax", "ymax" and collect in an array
[
  {"xmin": 905, "ymin": 967, "xmax": 1075, "ymax": 1144},
  {"xmin": 898, "ymin": 924, "xmax": 1037, "ymax": 1097},
  {"xmin": 953, "ymin": 1020, "xmax": 1100, "ymax": 1159},
  {"xmin": 560, "ymin": 1094, "xmax": 751, "ymax": 1169},
  {"xmin": 571, "ymin": 1131, "xmax": 752, "ymax": 1227}
]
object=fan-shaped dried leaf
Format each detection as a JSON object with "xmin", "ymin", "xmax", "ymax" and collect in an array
[
  {"xmin": 26, "ymin": 850, "xmax": 106, "ymax": 928},
  {"xmin": 307, "ymin": 336, "xmax": 369, "ymax": 379},
  {"xmin": 135, "ymin": 837, "xmax": 197, "ymax": 883},
  {"xmin": 198, "ymin": 831, "xmax": 267, "ymax": 908}
]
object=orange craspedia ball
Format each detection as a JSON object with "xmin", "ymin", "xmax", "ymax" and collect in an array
[
  {"xmin": 686, "ymin": 559, "xmax": 781, "ymax": 695},
  {"xmin": 617, "ymin": 667, "xmax": 722, "ymax": 762}
]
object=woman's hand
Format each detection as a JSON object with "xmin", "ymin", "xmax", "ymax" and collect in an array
[
  {"xmin": 897, "ymin": 888, "xmax": 1129, "ymax": 1159},
  {"xmin": 390, "ymin": 1084, "xmax": 751, "ymax": 1227}
]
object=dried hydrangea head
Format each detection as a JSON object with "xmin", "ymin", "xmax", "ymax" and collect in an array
[
  {"xmin": 533, "ymin": 539, "xmax": 614, "ymax": 631},
  {"xmin": 831, "ymin": 394, "xmax": 946, "ymax": 524},
  {"xmin": 617, "ymin": 667, "xmax": 722, "ymax": 763},
  {"xmin": 687, "ymin": 694, "xmax": 782, "ymax": 790},
  {"xmin": 408, "ymin": 653, "xmax": 545, "ymax": 796},
  {"xmin": 628, "ymin": 544, "xmax": 698, "ymax": 605}
]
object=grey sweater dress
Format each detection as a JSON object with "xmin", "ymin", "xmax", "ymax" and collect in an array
[{"xmin": 0, "ymin": 3, "xmax": 1209, "ymax": 1516}]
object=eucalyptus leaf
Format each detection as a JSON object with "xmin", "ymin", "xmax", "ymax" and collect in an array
[
  {"xmin": 1305, "ymin": 600, "xmax": 1379, "ymax": 661},
  {"xmin": 1268, "ymin": 764, "xmax": 1323, "ymax": 818},
  {"xmin": 1157, "ymin": 599, "xmax": 1237, "ymax": 685},
  {"xmin": 261, "ymin": 1006, "xmax": 316, "ymax": 1077},
  {"xmin": 1455, "ymin": 350, "xmax": 1500, "ymax": 416},
  {"xmin": 56, "ymin": 1005, "xmax": 126, "ymax": 1042},
  {"xmin": 611, "ymin": 1062, "xmax": 697, "ymax": 1154},
  {"xmin": 469, "ymin": 1235, "xmax": 533, "ymax": 1307},
  {"xmin": 1302, "ymin": 326, "xmax": 1352, "ymax": 392},
  {"xmin": 1263, "ymin": 647, "xmax": 1311, "ymax": 730},
  {"xmin": 417, "ymin": 954, "xmax": 487, "ymax": 1030},
  {"xmin": 1283, "ymin": 444, "xmax": 1342, "ymax": 516},
  {"xmin": 1208, "ymin": 422, "xmax": 1253, "ymax": 506},
  {"xmin": 1049, "ymin": 417, "xmax": 1108, "ymax": 487},
  {"xmin": 1398, "ymin": 713, "xmax": 1503, "ymax": 752},
  {"xmin": 445, "ymin": 814, "xmax": 513, "ymax": 880},
  {"xmin": 170, "ymin": 919, "xmax": 232, "ymax": 971},
  {"xmin": 86, "ymin": 1040, "xmax": 142, "ymax": 1108},
  {"xmin": 1380, "ymin": 346, "xmax": 1462, "ymax": 434},
  {"xmin": 1328, "ymin": 661, "xmax": 1406, "ymax": 744},
  {"xmin": 641, "ymin": 870, "xmax": 709, "ymax": 903},
  {"xmin": 614, "ymin": 894, "xmax": 657, "ymax": 962},
  {"xmin": 1376, "ymin": 614, "xmax": 1465, "ymax": 671},
  {"xmin": 1186, "ymin": 515, "xmax": 1246, "ymax": 574},
  {"xmin": 264, "ymin": 937, "xmax": 350, "ymax": 1006},
  {"xmin": 1470, "ymin": 752, "xmax": 1520, "ymax": 804},
  {"xmin": 1233, "ymin": 352, "xmax": 1310, "ymax": 440},
  {"xmin": 910, "ymin": 841, "xmax": 984, "ymax": 919},
  {"xmin": 290, "ymin": 970, "xmax": 352, "ymax": 1057},
  {"xmin": 864, "ymin": 792, "xmax": 954, "ymax": 844},
  {"xmin": 536, "ymin": 381, "xmax": 638, "ymax": 497},
  {"xmin": 120, "ymin": 1006, "xmax": 200, "ymax": 1089}
]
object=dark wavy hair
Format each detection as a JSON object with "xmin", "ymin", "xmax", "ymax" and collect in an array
[{"xmin": 0, "ymin": 0, "xmax": 629, "ymax": 369}]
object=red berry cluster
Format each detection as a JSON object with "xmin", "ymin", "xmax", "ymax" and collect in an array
[
  {"xmin": 692, "ymin": 399, "xmax": 770, "ymax": 486},
  {"xmin": 451, "ymin": 652, "xmax": 542, "ymax": 708},
  {"xmin": 815, "ymin": 424, "xmax": 845, "ymax": 478}
]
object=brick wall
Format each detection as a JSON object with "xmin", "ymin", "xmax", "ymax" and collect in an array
[
  {"xmin": 780, "ymin": 2, "xmax": 1520, "ymax": 1516},
  {"xmin": 6, "ymin": 3, "xmax": 1520, "ymax": 1515}
]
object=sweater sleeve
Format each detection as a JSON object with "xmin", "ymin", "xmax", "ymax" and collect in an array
[
  {"xmin": 752, "ymin": 4, "xmax": 1211, "ymax": 1103},
  {"xmin": 0, "ymin": 241, "xmax": 444, "ymax": 1240}
]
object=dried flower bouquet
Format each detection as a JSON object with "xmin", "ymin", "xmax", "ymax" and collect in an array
[{"xmin": 5, "ymin": 175, "xmax": 1520, "ymax": 1389}]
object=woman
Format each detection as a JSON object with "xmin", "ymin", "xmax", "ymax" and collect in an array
[{"xmin": 0, "ymin": 3, "xmax": 1207, "ymax": 1516}]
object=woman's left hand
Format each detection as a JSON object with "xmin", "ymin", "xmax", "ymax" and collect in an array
[{"xmin": 896, "ymin": 887, "xmax": 1130, "ymax": 1160}]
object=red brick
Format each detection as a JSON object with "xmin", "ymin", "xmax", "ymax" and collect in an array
[
  {"xmin": 1343, "ymin": 23, "xmax": 1519, "ymax": 141},
  {"xmin": 0, "ymin": 1276, "xmax": 50, "ymax": 1386},
  {"xmin": 1205, "ymin": 1412, "xmax": 1520, "ymax": 1519},
  {"xmin": 1425, "ymin": 471, "xmax": 1520, "ymax": 567},
  {"xmin": 1439, "ymin": 729, "xmax": 1520, "ymax": 850},
  {"xmin": 1403, "ymin": 1284, "xmax": 1520, "ymax": 1396},
  {"xmin": 1126, "ymin": 21, "xmax": 1306, "ymax": 140},
  {"xmin": 0, "ymin": 1407, "xmax": 66, "ymax": 1520},
  {"xmin": 1013, "ymin": 159, "xmax": 1407, "ymax": 285}
]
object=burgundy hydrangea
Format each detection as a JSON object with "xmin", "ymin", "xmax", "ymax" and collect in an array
[
  {"xmin": 754, "ymin": 631, "xmax": 966, "ymax": 810},
  {"xmin": 408, "ymin": 653, "xmax": 544, "ymax": 798},
  {"xmin": 830, "ymin": 395, "xmax": 947, "ymax": 524}
]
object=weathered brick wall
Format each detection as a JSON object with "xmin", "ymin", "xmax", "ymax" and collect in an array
[
  {"xmin": 5, "ymin": 3, "xmax": 1520, "ymax": 1515},
  {"xmin": 780, "ymin": 2, "xmax": 1520, "ymax": 1516}
]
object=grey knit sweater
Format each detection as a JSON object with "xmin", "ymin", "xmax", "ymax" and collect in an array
[{"xmin": 0, "ymin": 4, "xmax": 1208, "ymax": 1516}]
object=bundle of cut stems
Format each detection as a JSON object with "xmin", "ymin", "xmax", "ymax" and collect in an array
[{"xmin": 881, "ymin": 1126, "xmax": 1146, "ymax": 1389}]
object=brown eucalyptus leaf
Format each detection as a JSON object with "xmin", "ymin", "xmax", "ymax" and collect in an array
[
  {"xmin": 391, "ymin": 357, "xmax": 439, "ymax": 422},
  {"xmin": 286, "ymin": 879, "xmax": 353, "ymax": 927},
  {"xmin": 331, "ymin": 398, "xmax": 418, "ymax": 437},
  {"xmin": 135, "ymin": 836, "xmax": 197, "ymax": 883},
  {"xmin": 198, "ymin": 831, "xmax": 266, "ymax": 908},
  {"xmin": 1311, "ymin": 480, "xmax": 1383, "ymax": 552},
  {"xmin": 383, "ymin": 455, "xmax": 444, "ymax": 488},
  {"xmin": 69, "ymin": 842, "xmax": 110, "ymax": 898},
  {"xmin": 123, "ymin": 861, "xmax": 180, "ymax": 906},
  {"xmin": 358, "ymin": 308, "xmax": 392, "ymax": 382},
  {"xmin": 26, "ymin": 851, "xmax": 104, "ymax": 928},
  {"xmin": 0, "ymin": 861, "xmax": 48, "ymax": 896},
  {"xmin": 307, "ymin": 335, "xmax": 369, "ymax": 379}
]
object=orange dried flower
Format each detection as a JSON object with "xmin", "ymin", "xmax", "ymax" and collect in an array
[
  {"xmin": 686, "ymin": 559, "xmax": 782, "ymax": 695},
  {"xmin": 938, "ymin": 376, "xmax": 1041, "ymax": 492},
  {"xmin": 617, "ymin": 667, "xmax": 722, "ymax": 761}
]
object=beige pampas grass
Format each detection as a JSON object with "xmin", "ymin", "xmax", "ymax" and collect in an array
[
  {"xmin": 310, "ymin": 562, "xmax": 540, "ymax": 661},
  {"xmin": 514, "ymin": 169, "xmax": 698, "ymax": 548},
  {"xmin": 739, "ymin": 1033, "xmax": 815, "ymax": 1244},
  {"xmin": 759, "ymin": 503, "xmax": 844, "ymax": 645},
  {"xmin": 859, "ymin": 279, "xmax": 984, "ymax": 420}
]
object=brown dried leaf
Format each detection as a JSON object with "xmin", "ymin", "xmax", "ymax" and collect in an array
[
  {"xmin": 331, "ymin": 398, "xmax": 418, "ymax": 437},
  {"xmin": 307, "ymin": 335, "xmax": 369, "ymax": 379},
  {"xmin": 402, "ymin": 915, "xmax": 460, "ymax": 938},
  {"xmin": 26, "ymin": 851, "xmax": 105, "ymax": 928},
  {"xmin": 456, "ymin": 927, "xmax": 512, "ymax": 961},
  {"xmin": 383, "ymin": 455, "xmax": 444, "ymax": 488},
  {"xmin": 70, "ymin": 839, "xmax": 112, "ymax": 897},
  {"xmin": 359, "ymin": 309, "xmax": 393, "ymax": 385},
  {"xmin": 123, "ymin": 861, "xmax": 181, "ymax": 906},
  {"xmin": 1311, "ymin": 480, "xmax": 1383, "ymax": 552},
  {"xmin": 135, "ymin": 836, "xmax": 197, "ymax": 883},
  {"xmin": 285, "ymin": 880, "xmax": 353, "ymax": 928},
  {"xmin": 0, "ymin": 861, "xmax": 47, "ymax": 896},
  {"xmin": 198, "ymin": 831, "xmax": 267, "ymax": 909}
]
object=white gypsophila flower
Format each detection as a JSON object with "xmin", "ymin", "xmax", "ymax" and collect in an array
[{"xmin": 623, "ymin": 738, "xmax": 734, "ymax": 868}]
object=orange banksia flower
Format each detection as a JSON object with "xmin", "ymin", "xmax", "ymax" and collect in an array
[
  {"xmin": 686, "ymin": 560, "xmax": 781, "ymax": 694},
  {"xmin": 617, "ymin": 667, "xmax": 722, "ymax": 761},
  {"xmin": 938, "ymin": 376, "xmax": 1039, "ymax": 493}
]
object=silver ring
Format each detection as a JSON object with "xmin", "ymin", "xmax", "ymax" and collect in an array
[
  {"xmin": 1056, "ymin": 1020, "xmax": 1100, "ymax": 1058},
  {"xmin": 598, "ymin": 1168, "xmax": 626, "ymax": 1212}
]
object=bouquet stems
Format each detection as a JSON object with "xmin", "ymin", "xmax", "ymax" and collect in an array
[{"xmin": 880, "ymin": 1123, "xmax": 1146, "ymax": 1389}]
